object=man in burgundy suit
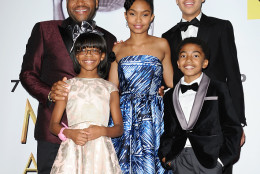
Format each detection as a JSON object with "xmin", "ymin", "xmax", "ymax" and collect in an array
[{"xmin": 19, "ymin": 0, "xmax": 116, "ymax": 173}]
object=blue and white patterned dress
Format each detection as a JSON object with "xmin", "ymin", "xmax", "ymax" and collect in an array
[{"xmin": 111, "ymin": 55, "xmax": 170, "ymax": 174}]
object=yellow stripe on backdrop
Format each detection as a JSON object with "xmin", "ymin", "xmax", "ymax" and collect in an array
[{"xmin": 248, "ymin": 0, "xmax": 260, "ymax": 19}]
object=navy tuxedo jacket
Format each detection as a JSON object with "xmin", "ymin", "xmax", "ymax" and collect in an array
[
  {"xmin": 158, "ymin": 75, "xmax": 242, "ymax": 169},
  {"xmin": 20, "ymin": 18, "xmax": 116, "ymax": 144},
  {"xmin": 162, "ymin": 14, "xmax": 246, "ymax": 126}
]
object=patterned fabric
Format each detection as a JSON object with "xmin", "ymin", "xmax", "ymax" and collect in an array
[
  {"xmin": 66, "ymin": 78, "xmax": 118, "ymax": 127},
  {"xmin": 98, "ymin": 0, "xmax": 124, "ymax": 12},
  {"xmin": 110, "ymin": 55, "xmax": 171, "ymax": 174},
  {"xmin": 51, "ymin": 78, "xmax": 121, "ymax": 174}
]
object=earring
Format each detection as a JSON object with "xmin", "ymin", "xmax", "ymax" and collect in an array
[{"xmin": 126, "ymin": 21, "xmax": 129, "ymax": 28}]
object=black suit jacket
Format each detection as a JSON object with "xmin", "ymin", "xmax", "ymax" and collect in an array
[
  {"xmin": 158, "ymin": 75, "xmax": 242, "ymax": 169},
  {"xmin": 162, "ymin": 14, "xmax": 246, "ymax": 126},
  {"xmin": 20, "ymin": 18, "xmax": 116, "ymax": 144}
]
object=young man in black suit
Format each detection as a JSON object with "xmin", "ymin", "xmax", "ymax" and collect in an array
[
  {"xmin": 158, "ymin": 37, "xmax": 242, "ymax": 174},
  {"xmin": 162, "ymin": 1, "xmax": 246, "ymax": 172}
]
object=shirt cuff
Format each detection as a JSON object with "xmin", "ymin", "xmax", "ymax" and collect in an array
[{"xmin": 217, "ymin": 158, "xmax": 224, "ymax": 167}]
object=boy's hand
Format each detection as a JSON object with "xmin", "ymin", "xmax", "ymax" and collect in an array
[
  {"xmin": 158, "ymin": 86, "xmax": 165, "ymax": 97},
  {"xmin": 162, "ymin": 157, "xmax": 166, "ymax": 163},
  {"xmin": 50, "ymin": 77, "xmax": 69, "ymax": 102},
  {"xmin": 83, "ymin": 125, "xmax": 103, "ymax": 141},
  {"xmin": 162, "ymin": 157, "xmax": 172, "ymax": 168}
]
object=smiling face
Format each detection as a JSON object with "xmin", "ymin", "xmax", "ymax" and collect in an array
[
  {"xmin": 67, "ymin": 0, "xmax": 98, "ymax": 23},
  {"xmin": 76, "ymin": 47, "xmax": 105, "ymax": 77},
  {"xmin": 125, "ymin": 0, "xmax": 154, "ymax": 34},
  {"xmin": 176, "ymin": 0, "xmax": 204, "ymax": 21},
  {"xmin": 177, "ymin": 43, "xmax": 208, "ymax": 83}
]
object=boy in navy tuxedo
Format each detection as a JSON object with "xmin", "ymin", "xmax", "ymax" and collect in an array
[{"xmin": 158, "ymin": 38, "xmax": 242, "ymax": 174}]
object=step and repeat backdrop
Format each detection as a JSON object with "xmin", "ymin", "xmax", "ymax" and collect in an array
[{"xmin": 0, "ymin": 0, "xmax": 259, "ymax": 173}]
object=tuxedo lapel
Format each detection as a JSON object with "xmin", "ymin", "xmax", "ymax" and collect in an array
[
  {"xmin": 197, "ymin": 14, "xmax": 210, "ymax": 44},
  {"xmin": 173, "ymin": 82, "xmax": 189, "ymax": 130},
  {"xmin": 166, "ymin": 26, "xmax": 182, "ymax": 54},
  {"xmin": 175, "ymin": 29, "xmax": 182, "ymax": 46},
  {"xmin": 188, "ymin": 75, "xmax": 210, "ymax": 129},
  {"xmin": 167, "ymin": 27, "xmax": 183, "ymax": 84},
  {"xmin": 59, "ymin": 26, "xmax": 73, "ymax": 55},
  {"xmin": 172, "ymin": 29, "xmax": 182, "ymax": 57},
  {"xmin": 58, "ymin": 18, "xmax": 75, "ymax": 56},
  {"xmin": 173, "ymin": 75, "xmax": 211, "ymax": 130}
]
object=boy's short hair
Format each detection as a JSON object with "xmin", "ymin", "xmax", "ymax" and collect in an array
[{"xmin": 177, "ymin": 37, "xmax": 210, "ymax": 61}]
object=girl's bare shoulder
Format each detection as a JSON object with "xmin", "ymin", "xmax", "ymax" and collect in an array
[
  {"xmin": 147, "ymin": 36, "xmax": 169, "ymax": 53},
  {"xmin": 112, "ymin": 41, "xmax": 131, "ymax": 62},
  {"xmin": 150, "ymin": 36, "xmax": 168, "ymax": 46}
]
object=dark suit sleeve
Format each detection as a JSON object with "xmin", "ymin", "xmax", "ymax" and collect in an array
[
  {"xmin": 158, "ymin": 92, "xmax": 174, "ymax": 169},
  {"xmin": 159, "ymin": 90, "xmax": 181, "ymax": 166},
  {"xmin": 20, "ymin": 23, "xmax": 51, "ymax": 104},
  {"xmin": 217, "ymin": 82, "xmax": 242, "ymax": 166},
  {"xmin": 220, "ymin": 21, "xmax": 246, "ymax": 125},
  {"xmin": 161, "ymin": 33, "xmax": 166, "ymax": 39}
]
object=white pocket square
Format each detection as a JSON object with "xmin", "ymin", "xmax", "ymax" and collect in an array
[{"xmin": 204, "ymin": 96, "xmax": 218, "ymax": 100}]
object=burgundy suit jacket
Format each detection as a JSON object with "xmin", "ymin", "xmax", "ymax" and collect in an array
[{"xmin": 20, "ymin": 18, "xmax": 116, "ymax": 144}]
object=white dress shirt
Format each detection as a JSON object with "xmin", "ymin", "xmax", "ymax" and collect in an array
[
  {"xmin": 181, "ymin": 12, "xmax": 202, "ymax": 40},
  {"xmin": 179, "ymin": 73, "xmax": 203, "ymax": 147}
]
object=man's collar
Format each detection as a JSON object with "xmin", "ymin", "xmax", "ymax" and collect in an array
[
  {"xmin": 61, "ymin": 17, "xmax": 74, "ymax": 29},
  {"xmin": 61, "ymin": 17, "xmax": 96, "ymax": 29},
  {"xmin": 181, "ymin": 12, "xmax": 202, "ymax": 22}
]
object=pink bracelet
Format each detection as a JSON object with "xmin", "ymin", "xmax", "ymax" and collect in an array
[
  {"xmin": 58, "ymin": 127, "xmax": 67, "ymax": 141},
  {"xmin": 61, "ymin": 122, "xmax": 68, "ymax": 128}
]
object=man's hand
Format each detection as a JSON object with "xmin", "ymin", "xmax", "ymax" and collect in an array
[
  {"xmin": 162, "ymin": 157, "xmax": 166, "ymax": 163},
  {"xmin": 50, "ymin": 77, "xmax": 69, "ymax": 102},
  {"xmin": 114, "ymin": 40, "xmax": 123, "ymax": 45},
  {"xmin": 162, "ymin": 157, "xmax": 172, "ymax": 167},
  {"xmin": 240, "ymin": 128, "xmax": 246, "ymax": 147}
]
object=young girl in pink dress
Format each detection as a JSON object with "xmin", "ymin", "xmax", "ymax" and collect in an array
[{"xmin": 49, "ymin": 32, "xmax": 123, "ymax": 174}]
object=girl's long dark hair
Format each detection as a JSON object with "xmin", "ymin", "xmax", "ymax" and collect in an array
[{"xmin": 72, "ymin": 33, "xmax": 108, "ymax": 79}]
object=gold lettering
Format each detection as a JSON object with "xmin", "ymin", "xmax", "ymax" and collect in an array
[
  {"xmin": 23, "ymin": 153, "xmax": 37, "ymax": 174},
  {"xmin": 21, "ymin": 99, "xmax": 37, "ymax": 144}
]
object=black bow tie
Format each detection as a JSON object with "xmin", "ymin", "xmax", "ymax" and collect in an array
[
  {"xmin": 178, "ymin": 18, "xmax": 200, "ymax": 32},
  {"xmin": 180, "ymin": 83, "xmax": 199, "ymax": 93},
  {"xmin": 70, "ymin": 20, "xmax": 103, "ymax": 52}
]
